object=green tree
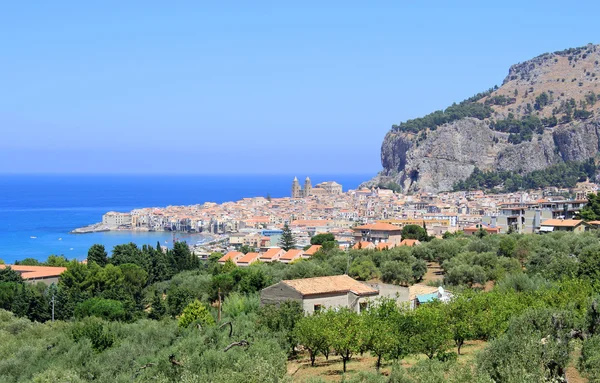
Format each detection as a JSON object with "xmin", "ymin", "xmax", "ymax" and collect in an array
[
  {"xmin": 258, "ymin": 300, "xmax": 304, "ymax": 355},
  {"xmin": 74, "ymin": 297, "xmax": 127, "ymax": 321},
  {"xmin": 410, "ymin": 303, "xmax": 452, "ymax": 359},
  {"xmin": 0, "ymin": 266, "xmax": 23, "ymax": 283},
  {"xmin": 362, "ymin": 298, "xmax": 400, "ymax": 370},
  {"xmin": 177, "ymin": 300, "xmax": 215, "ymax": 328},
  {"xmin": 239, "ymin": 244, "xmax": 255, "ymax": 254},
  {"xmin": 149, "ymin": 290, "xmax": 167, "ymax": 320},
  {"xmin": 445, "ymin": 292, "xmax": 477, "ymax": 355},
  {"xmin": 401, "ymin": 225, "xmax": 429, "ymax": 242},
  {"xmin": 172, "ymin": 241, "xmax": 198, "ymax": 272},
  {"xmin": 294, "ymin": 314, "xmax": 330, "ymax": 366},
  {"xmin": 328, "ymin": 308, "xmax": 362, "ymax": 372},
  {"xmin": 579, "ymin": 192, "xmax": 600, "ymax": 221},
  {"xmin": 310, "ymin": 233, "xmax": 336, "ymax": 251},
  {"xmin": 349, "ymin": 258, "xmax": 379, "ymax": 281},
  {"xmin": 87, "ymin": 244, "xmax": 108, "ymax": 266},
  {"xmin": 279, "ymin": 223, "xmax": 297, "ymax": 251}
]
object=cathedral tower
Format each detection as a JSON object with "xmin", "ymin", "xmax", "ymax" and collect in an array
[
  {"xmin": 304, "ymin": 176, "xmax": 312, "ymax": 197},
  {"xmin": 292, "ymin": 177, "xmax": 301, "ymax": 198}
]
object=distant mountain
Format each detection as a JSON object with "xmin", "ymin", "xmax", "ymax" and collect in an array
[{"xmin": 365, "ymin": 43, "xmax": 600, "ymax": 193}]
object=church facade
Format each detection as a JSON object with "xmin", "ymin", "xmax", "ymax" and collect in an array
[{"xmin": 291, "ymin": 177, "xmax": 342, "ymax": 198}]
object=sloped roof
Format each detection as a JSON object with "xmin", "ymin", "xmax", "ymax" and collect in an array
[
  {"xmin": 281, "ymin": 275, "xmax": 378, "ymax": 297},
  {"xmin": 399, "ymin": 239, "xmax": 421, "ymax": 247},
  {"xmin": 0, "ymin": 265, "xmax": 67, "ymax": 279},
  {"xmin": 237, "ymin": 252, "xmax": 261, "ymax": 264},
  {"xmin": 219, "ymin": 251, "xmax": 242, "ymax": 263},
  {"xmin": 352, "ymin": 241, "xmax": 375, "ymax": 250},
  {"xmin": 280, "ymin": 249, "xmax": 303, "ymax": 261},
  {"xmin": 540, "ymin": 219, "xmax": 586, "ymax": 227},
  {"xmin": 260, "ymin": 247, "xmax": 283, "ymax": 259},
  {"xmin": 304, "ymin": 245, "xmax": 322, "ymax": 255}
]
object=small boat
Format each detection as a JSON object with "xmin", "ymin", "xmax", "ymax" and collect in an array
[
  {"xmin": 58, "ymin": 238, "xmax": 62, "ymax": 241},
  {"xmin": 30, "ymin": 236, "xmax": 37, "ymax": 239},
  {"xmin": 70, "ymin": 248, "xmax": 74, "ymax": 250}
]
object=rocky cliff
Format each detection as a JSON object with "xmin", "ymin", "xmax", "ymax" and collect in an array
[{"xmin": 366, "ymin": 44, "xmax": 600, "ymax": 193}]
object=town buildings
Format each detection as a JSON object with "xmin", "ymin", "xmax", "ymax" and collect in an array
[{"xmin": 89, "ymin": 179, "xmax": 599, "ymax": 253}]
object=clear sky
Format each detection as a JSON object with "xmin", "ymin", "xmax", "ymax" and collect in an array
[{"xmin": 1, "ymin": 1, "xmax": 599, "ymax": 175}]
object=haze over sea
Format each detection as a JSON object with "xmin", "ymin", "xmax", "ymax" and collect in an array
[{"xmin": 0, "ymin": 174, "xmax": 369, "ymax": 264}]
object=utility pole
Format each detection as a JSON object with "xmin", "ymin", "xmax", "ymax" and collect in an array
[
  {"xmin": 217, "ymin": 288, "xmax": 222, "ymax": 322},
  {"xmin": 50, "ymin": 293, "xmax": 55, "ymax": 322}
]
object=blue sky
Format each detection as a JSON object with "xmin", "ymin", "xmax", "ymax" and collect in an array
[{"xmin": 1, "ymin": 1, "xmax": 599, "ymax": 175}]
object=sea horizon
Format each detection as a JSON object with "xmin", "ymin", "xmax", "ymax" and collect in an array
[{"xmin": 0, "ymin": 173, "xmax": 372, "ymax": 263}]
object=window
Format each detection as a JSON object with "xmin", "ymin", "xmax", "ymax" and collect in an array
[
  {"xmin": 313, "ymin": 304, "xmax": 322, "ymax": 313},
  {"xmin": 359, "ymin": 302, "xmax": 368, "ymax": 312}
]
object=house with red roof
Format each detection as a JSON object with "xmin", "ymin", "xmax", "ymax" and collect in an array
[
  {"xmin": 279, "ymin": 249, "xmax": 303, "ymax": 264},
  {"xmin": 0, "ymin": 265, "xmax": 67, "ymax": 285},
  {"xmin": 352, "ymin": 222, "xmax": 403, "ymax": 246},
  {"xmin": 259, "ymin": 247, "xmax": 285, "ymax": 263},
  {"xmin": 236, "ymin": 252, "xmax": 261, "ymax": 267},
  {"xmin": 218, "ymin": 251, "xmax": 243, "ymax": 265}
]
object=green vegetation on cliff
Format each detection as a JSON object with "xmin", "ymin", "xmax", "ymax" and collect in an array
[
  {"xmin": 392, "ymin": 89, "xmax": 495, "ymax": 134},
  {"xmin": 453, "ymin": 159, "xmax": 597, "ymax": 192}
]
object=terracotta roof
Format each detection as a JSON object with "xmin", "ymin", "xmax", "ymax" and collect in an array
[
  {"xmin": 219, "ymin": 251, "xmax": 242, "ymax": 263},
  {"xmin": 0, "ymin": 265, "xmax": 66, "ymax": 279},
  {"xmin": 399, "ymin": 239, "xmax": 421, "ymax": 247},
  {"xmin": 304, "ymin": 245, "xmax": 322, "ymax": 255},
  {"xmin": 281, "ymin": 275, "xmax": 378, "ymax": 297},
  {"xmin": 352, "ymin": 241, "xmax": 375, "ymax": 250},
  {"xmin": 260, "ymin": 247, "xmax": 283, "ymax": 259},
  {"xmin": 353, "ymin": 223, "xmax": 402, "ymax": 231},
  {"xmin": 376, "ymin": 242, "xmax": 393, "ymax": 250},
  {"xmin": 540, "ymin": 219, "xmax": 585, "ymax": 227},
  {"xmin": 237, "ymin": 252, "xmax": 261, "ymax": 264},
  {"xmin": 280, "ymin": 249, "xmax": 303, "ymax": 261}
]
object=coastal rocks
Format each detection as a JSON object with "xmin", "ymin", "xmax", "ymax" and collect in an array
[{"xmin": 70, "ymin": 223, "xmax": 111, "ymax": 234}]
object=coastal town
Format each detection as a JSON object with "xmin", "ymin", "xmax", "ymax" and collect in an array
[{"xmin": 73, "ymin": 176, "xmax": 600, "ymax": 259}]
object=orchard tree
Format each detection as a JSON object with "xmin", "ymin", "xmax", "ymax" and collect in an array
[
  {"xmin": 445, "ymin": 292, "xmax": 477, "ymax": 354},
  {"xmin": 362, "ymin": 298, "xmax": 400, "ymax": 370},
  {"xmin": 328, "ymin": 308, "xmax": 362, "ymax": 372},
  {"xmin": 294, "ymin": 314, "xmax": 331, "ymax": 366},
  {"xmin": 410, "ymin": 302, "xmax": 452, "ymax": 359}
]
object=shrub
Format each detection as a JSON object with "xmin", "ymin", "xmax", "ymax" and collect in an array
[{"xmin": 177, "ymin": 300, "xmax": 215, "ymax": 328}]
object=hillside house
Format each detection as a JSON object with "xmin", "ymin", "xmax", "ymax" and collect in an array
[
  {"xmin": 279, "ymin": 249, "xmax": 303, "ymax": 264},
  {"xmin": 259, "ymin": 247, "xmax": 285, "ymax": 262},
  {"xmin": 236, "ymin": 252, "xmax": 261, "ymax": 267},
  {"xmin": 0, "ymin": 265, "xmax": 67, "ymax": 285},
  {"xmin": 260, "ymin": 275, "xmax": 379, "ymax": 314},
  {"xmin": 218, "ymin": 251, "xmax": 243, "ymax": 265},
  {"xmin": 352, "ymin": 223, "xmax": 403, "ymax": 246},
  {"xmin": 540, "ymin": 219, "xmax": 590, "ymax": 233}
]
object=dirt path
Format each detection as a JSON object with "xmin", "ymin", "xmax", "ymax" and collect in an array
[{"xmin": 423, "ymin": 262, "xmax": 443, "ymax": 284}]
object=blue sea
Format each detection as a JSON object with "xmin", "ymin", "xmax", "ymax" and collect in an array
[{"xmin": 0, "ymin": 174, "xmax": 370, "ymax": 263}]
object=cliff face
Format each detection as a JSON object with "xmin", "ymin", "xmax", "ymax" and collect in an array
[{"xmin": 367, "ymin": 44, "xmax": 600, "ymax": 193}]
